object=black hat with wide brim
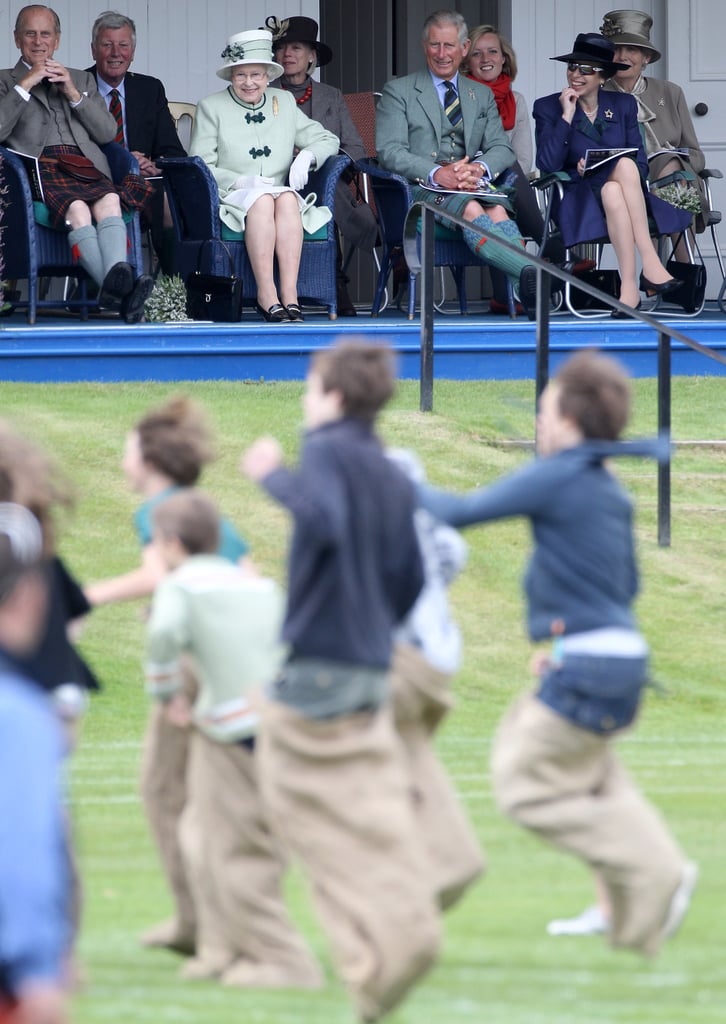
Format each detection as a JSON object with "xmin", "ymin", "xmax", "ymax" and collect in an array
[
  {"xmin": 265, "ymin": 15, "xmax": 333, "ymax": 68},
  {"xmin": 551, "ymin": 32, "xmax": 629, "ymax": 78}
]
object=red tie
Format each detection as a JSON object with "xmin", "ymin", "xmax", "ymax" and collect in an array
[{"xmin": 109, "ymin": 88, "xmax": 125, "ymax": 145}]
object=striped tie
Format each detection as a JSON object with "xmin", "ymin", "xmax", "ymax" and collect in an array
[
  {"xmin": 109, "ymin": 88, "xmax": 125, "ymax": 145},
  {"xmin": 443, "ymin": 81, "xmax": 462, "ymax": 127}
]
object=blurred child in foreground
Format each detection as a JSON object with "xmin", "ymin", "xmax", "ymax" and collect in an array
[
  {"xmin": 85, "ymin": 396, "xmax": 250, "ymax": 955},
  {"xmin": 242, "ymin": 339, "xmax": 439, "ymax": 1022},
  {"xmin": 0, "ymin": 503, "xmax": 71, "ymax": 1024},
  {"xmin": 418, "ymin": 349, "xmax": 696, "ymax": 956},
  {"xmin": 145, "ymin": 489, "xmax": 322, "ymax": 988}
]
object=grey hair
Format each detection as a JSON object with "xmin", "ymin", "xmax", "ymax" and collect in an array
[
  {"xmin": 15, "ymin": 5, "xmax": 61, "ymax": 34},
  {"xmin": 422, "ymin": 9, "xmax": 468, "ymax": 47},
  {"xmin": 91, "ymin": 9, "xmax": 136, "ymax": 49}
]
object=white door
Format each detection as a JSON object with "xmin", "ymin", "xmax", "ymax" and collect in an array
[{"xmin": 666, "ymin": 0, "xmax": 726, "ymax": 296}]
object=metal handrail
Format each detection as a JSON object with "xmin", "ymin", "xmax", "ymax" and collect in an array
[{"xmin": 403, "ymin": 200, "xmax": 726, "ymax": 547}]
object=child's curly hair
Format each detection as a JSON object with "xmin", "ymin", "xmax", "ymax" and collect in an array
[{"xmin": 135, "ymin": 396, "xmax": 215, "ymax": 485}]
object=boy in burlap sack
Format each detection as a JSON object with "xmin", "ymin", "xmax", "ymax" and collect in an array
[
  {"xmin": 85, "ymin": 396, "xmax": 251, "ymax": 956},
  {"xmin": 387, "ymin": 447, "xmax": 485, "ymax": 910},
  {"xmin": 241, "ymin": 339, "xmax": 440, "ymax": 1023},
  {"xmin": 145, "ymin": 489, "xmax": 322, "ymax": 988},
  {"xmin": 419, "ymin": 349, "xmax": 696, "ymax": 957}
]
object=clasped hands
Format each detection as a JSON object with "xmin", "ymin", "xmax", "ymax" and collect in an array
[
  {"xmin": 22, "ymin": 58, "xmax": 80, "ymax": 102},
  {"xmin": 433, "ymin": 156, "xmax": 487, "ymax": 191}
]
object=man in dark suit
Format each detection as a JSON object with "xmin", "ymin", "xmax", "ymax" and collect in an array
[
  {"xmin": 87, "ymin": 10, "xmax": 186, "ymax": 273},
  {"xmin": 376, "ymin": 10, "xmax": 542, "ymax": 318}
]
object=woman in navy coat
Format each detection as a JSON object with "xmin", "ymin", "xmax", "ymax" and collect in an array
[{"xmin": 533, "ymin": 33, "xmax": 691, "ymax": 314}]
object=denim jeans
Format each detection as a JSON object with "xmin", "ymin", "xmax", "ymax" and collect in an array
[{"xmin": 537, "ymin": 652, "xmax": 648, "ymax": 735}]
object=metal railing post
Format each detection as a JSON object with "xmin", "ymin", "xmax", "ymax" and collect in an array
[
  {"xmin": 419, "ymin": 205, "xmax": 435, "ymax": 412},
  {"xmin": 534, "ymin": 265, "xmax": 552, "ymax": 446},
  {"xmin": 657, "ymin": 330, "xmax": 672, "ymax": 547}
]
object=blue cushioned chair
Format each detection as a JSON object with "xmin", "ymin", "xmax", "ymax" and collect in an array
[
  {"xmin": 0, "ymin": 143, "xmax": 143, "ymax": 324},
  {"xmin": 357, "ymin": 157, "xmax": 489, "ymax": 320},
  {"xmin": 159, "ymin": 154, "xmax": 349, "ymax": 319}
]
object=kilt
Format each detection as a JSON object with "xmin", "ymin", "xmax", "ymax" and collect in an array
[{"xmin": 39, "ymin": 145, "xmax": 152, "ymax": 229}]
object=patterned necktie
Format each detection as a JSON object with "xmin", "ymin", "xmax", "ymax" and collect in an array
[
  {"xmin": 109, "ymin": 88, "xmax": 125, "ymax": 145},
  {"xmin": 443, "ymin": 81, "xmax": 462, "ymax": 127}
]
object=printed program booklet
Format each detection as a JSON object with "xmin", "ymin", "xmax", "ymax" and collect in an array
[
  {"xmin": 8, "ymin": 149, "xmax": 45, "ymax": 202},
  {"xmin": 647, "ymin": 146, "xmax": 689, "ymax": 162},
  {"xmin": 583, "ymin": 147, "xmax": 638, "ymax": 174},
  {"xmin": 419, "ymin": 179, "xmax": 508, "ymax": 200}
]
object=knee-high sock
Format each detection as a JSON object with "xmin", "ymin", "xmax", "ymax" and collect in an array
[
  {"xmin": 462, "ymin": 213, "xmax": 531, "ymax": 287},
  {"xmin": 96, "ymin": 216, "xmax": 129, "ymax": 277},
  {"xmin": 67, "ymin": 225, "xmax": 105, "ymax": 286}
]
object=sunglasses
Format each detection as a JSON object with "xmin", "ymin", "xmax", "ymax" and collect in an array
[{"xmin": 567, "ymin": 62, "xmax": 602, "ymax": 76}]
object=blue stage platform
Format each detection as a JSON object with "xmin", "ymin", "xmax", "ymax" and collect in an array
[{"xmin": 1, "ymin": 303, "xmax": 725, "ymax": 383}]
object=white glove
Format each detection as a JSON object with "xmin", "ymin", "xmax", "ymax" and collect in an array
[{"xmin": 288, "ymin": 149, "xmax": 314, "ymax": 191}]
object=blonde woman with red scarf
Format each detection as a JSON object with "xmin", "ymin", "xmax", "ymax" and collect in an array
[{"xmin": 465, "ymin": 26, "xmax": 584, "ymax": 312}]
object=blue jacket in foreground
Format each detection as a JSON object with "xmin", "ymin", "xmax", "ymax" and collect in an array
[
  {"xmin": 262, "ymin": 417, "xmax": 424, "ymax": 667},
  {"xmin": 418, "ymin": 442, "xmax": 653, "ymax": 641},
  {"xmin": 0, "ymin": 656, "xmax": 69, "ymax": 998}
]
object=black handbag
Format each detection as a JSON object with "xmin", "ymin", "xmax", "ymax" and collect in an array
[
  {"xmin": 186, "ymin": 241, "xmax": 243, "ymax": 322},
  {"xmin": 569, "ymin": 268, "xmax": 621, "ymax": 310},
  {"xmin": 664, "ymin": 258, "xmax": 706, "ymax": 313}
]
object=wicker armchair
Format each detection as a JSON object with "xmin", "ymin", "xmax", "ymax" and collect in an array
[
  {"xmin": 0, "ymin": 143, "xmax": 143, "ymax": 323},
  {"xmin": 159, "ymin": 154, "xmax": 350, "ymax": 319}
]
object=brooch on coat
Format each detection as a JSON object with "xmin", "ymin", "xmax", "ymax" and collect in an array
[
  {"xmin": 467, "ymin": 87, "xmax": 476, "ymax": 102},
  {"xmin": 604, "ymin": 108, "xmax": 614, "ymax": 119},
  {"xmin": 249, "ymin": 146, "xmax": 271, "ymax": 159},
  {"xmin": 245, "ymin": 111, "xmax": 265, "ymax": 124},
  {"xmin": 272, "ymin": 95, "xmax": 278, "ymax": 116}
]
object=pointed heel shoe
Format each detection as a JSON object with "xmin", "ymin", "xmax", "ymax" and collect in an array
[
  {"xmin": 255, "ymin": 302, "xmax": 291, "ymax": 323},
  {"xmin": 639, "ymin": 272, "xmax": 678, "ymax": 295},
  {"xmin": 611, "ymin": 301, "xmax": 642, "ymax": 319}
]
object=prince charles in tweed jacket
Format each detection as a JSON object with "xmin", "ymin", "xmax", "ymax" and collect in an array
[{"xmin": 375, "ymin": 69, "xmax": 514, "ymax": 186}]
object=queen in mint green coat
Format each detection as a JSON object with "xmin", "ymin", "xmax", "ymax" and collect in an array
[{"xmin": 190, "ymin": 29, "xmax": 340, "ymax": 320}]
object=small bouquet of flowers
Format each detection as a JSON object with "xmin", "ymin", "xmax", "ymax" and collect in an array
[{"xmin": 653, "ymin": 181, "xmax": 702, "ymax": 214}]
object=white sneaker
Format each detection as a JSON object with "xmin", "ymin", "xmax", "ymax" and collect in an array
[
  {"xmin": 546, "ymin": 905, "xmax": 608, "ymax": 937},
  {"xmin": 662, "ymin": 861, "xmax": 698, "ymax": 941}
]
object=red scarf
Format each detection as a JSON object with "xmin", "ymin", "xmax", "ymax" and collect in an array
[{"xmin": 466, "ymin": 72, "xmax": 516, "ymax": 131}]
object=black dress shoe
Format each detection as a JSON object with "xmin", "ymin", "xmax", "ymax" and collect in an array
[
  {"xmin": 100, "ymin": 262, "xmax": 135, "ymax": 305},
  {"xmin": 121, "ymin": 274, "xmax": 154, "ymax": 323},
  {"xmin": 639, "ymin": 272, "xmax": 678, "ymax": 295},
  {"xmin": 611, "ymin": 301, "xmax": 642, "ymax": 319},
  {"xmin": 255, "ymin": 302, "xmax": 291, "ymax": 323},
  {"xmin": 518, "ymin": 265, "xmax": 538, "ymax": 321},
  {"xmin": 285, "ymin": 303, "xmax": 305, "ymax": 322}
]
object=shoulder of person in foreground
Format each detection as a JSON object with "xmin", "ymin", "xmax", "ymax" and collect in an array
[{"xmin": 0, "ymin": 674, "xmax": 69, "ymax": 1003}]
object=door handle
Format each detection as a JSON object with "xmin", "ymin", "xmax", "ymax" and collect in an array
[{"xmin": 694, "ymin": 102, "xmax": 709, "ymax": 116}]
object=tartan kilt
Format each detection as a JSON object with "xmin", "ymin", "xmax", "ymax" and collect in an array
[{"xmin": 39, "ymin": 145, "xmax": 153, "ymax": 228}]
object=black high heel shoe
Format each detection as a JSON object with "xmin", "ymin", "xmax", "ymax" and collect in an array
[
  {"xmin": 256, "ymin": 302, "xmax": 291, "ymax": 323},
  {"xmin": 639, "ymin": 272, "xmax": 678, "ymax": 295},
  {"xmin": 611, "ymin": 301, "xmax": 642, "ymax": 319}
]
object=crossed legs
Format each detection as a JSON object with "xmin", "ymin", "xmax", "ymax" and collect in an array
[{"xmin": 601, "ymin": 158, "xmax": 675, "ymax": 308}]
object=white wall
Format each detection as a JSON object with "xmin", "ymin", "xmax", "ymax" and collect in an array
[
  {"xmin": 0, "ymin": 1, "xmax": 319, "ymax": 104},
  {"xmin": 508, "ymin": 0, "xmax": 666, "ymax": 152}
]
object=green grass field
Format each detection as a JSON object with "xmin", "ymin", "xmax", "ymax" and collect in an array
[{"xmin": 1, "ymin": 375, "xmax": 724, "ymax": 1024}]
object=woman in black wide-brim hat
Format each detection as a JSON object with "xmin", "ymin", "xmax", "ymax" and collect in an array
[
  {"xmin": 532, "ymin": 33, "xmax": 692, "ymax": 315},
  {"xmin": 265, "ymin": 15, "xmax": 378, "ymax": 316}
]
